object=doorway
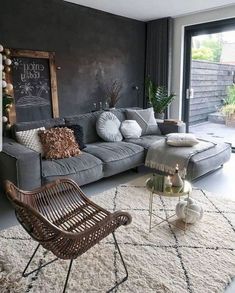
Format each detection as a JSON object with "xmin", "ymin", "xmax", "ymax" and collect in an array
[{"xmin": 183, "ymin": 18, "xmax": 235, "ymax": 149}]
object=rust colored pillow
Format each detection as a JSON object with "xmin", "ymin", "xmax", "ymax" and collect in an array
[{"xmin": 39, "ymin": 127, "xmax": 81, "ymax": 159}]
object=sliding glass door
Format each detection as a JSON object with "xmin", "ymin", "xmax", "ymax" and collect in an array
[{"xmin": 183, "ymin": 18, "xmax": 235, "ymax": 149}]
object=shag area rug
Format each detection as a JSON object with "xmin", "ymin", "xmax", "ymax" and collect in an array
[{"xmin": 0, "ymin": 179, "xmax": 235, "ymax": 293}]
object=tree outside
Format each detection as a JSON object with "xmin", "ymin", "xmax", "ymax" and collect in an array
[{"xmin": 192, "ymin": 34, "xmax": 223, "ymax": 62}]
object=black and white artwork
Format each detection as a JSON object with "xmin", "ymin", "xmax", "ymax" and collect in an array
[{"xmin": 12, "ymin": 57, "xmax": 52, "ymax": 122}]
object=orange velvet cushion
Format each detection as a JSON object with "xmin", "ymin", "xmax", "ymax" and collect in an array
[{"xmin": 39, "ymin": 127, "xmax": 81, "ymax": 159}]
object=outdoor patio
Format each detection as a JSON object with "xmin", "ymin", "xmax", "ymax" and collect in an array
[{"xmin": 190, "ymin": 122, "xmax": 235, "ymax": 147}]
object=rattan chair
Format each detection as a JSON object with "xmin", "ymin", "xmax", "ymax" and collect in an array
[{"xmin": 5, "ymin": 178, "xmax": 132, "ymax": 293}]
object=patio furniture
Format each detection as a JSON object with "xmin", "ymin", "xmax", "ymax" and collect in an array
[{"xmin": 4, "ymin": 178, "xmax": 132, "ymax": 293}]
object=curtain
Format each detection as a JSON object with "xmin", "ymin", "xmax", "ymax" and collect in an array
[{"xmin": 145, "ymin": 17, "xmax": 173, "ymax": 111}]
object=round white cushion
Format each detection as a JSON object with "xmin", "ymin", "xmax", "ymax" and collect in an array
[
  {"xmin": 120, "ymin": 120, "xmax": 142, "ymax": 139},
  {"xmin": 96, "ymin": 112, "xmax": 123, "ymax": 142}
]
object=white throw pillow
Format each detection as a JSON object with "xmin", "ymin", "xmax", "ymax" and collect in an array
[
  {"xmin": 126, "ymin": 107, "xmax": 161, "ymax": 135},
  {"xmin": 120, "ymin": 120, "xmax": 142, "ymax": 139},
  {"xmin": 16, "ymin": 127, "xmax": 45, "ymax": 154},
  {"xmin": 166, "ymin": 133, "xmax": 199, "ymax": 147},
  {"xmin": 96, "ymin": 112, "xmax": 123, "ymax": 142}
]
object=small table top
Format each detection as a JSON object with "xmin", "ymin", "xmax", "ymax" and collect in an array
[{"xmin": 146, "ymin": 177, "xmax": 192, "ymax": 197}]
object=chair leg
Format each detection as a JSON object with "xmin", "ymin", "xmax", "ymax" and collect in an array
[
  {"xmin": 63, "ymin": 259, "xmax": 74, "ymax": 293},
  {"xmin": 22, "ymin": 243, "xmax": 58, "ymax": 277},
  {"xmin": 107, "ymin": 232, "xmax": 129, "ymax": 292}
]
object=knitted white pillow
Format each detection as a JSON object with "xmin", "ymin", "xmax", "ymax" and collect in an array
[
  {"xmin": 166, "ymin": 133, "xmax": 199, "ymax": 147},
  {"xmin": 16, "ymin": 127, "xmax": 45, "ymax": 154},
  {"xmin": 96, "ymin": 112, "xmax": 123, "ymax": 142},
  {"xmin": 120, "ymin": 120, "xmax": 142, "ymax": 139}
]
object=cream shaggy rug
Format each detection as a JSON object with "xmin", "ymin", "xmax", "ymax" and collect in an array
[{"xmin": 0, "ymin": 179, "xmax": 235, "ymax": 293}]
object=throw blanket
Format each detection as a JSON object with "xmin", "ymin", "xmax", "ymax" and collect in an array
[{"xmin": 145, "ymin": 138, "xmax": 216, "ymax": 177}]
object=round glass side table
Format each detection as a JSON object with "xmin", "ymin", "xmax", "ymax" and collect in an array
[{"xmin": 146, "ymin": 177, "xmax": 192, "ymax": 232}]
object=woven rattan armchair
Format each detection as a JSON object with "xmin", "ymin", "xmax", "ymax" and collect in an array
[{"xmin": 5, "ymin": 178, "xmax": 132, "ymax": 292}]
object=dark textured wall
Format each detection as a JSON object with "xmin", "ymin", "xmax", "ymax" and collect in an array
[{"xmin": 0, "ymin": 0, "xmax": 146, "ymax": 116}]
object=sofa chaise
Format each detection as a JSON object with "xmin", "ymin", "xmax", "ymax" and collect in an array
[{"xmin": 0, "ymin": 108, "xmax": 231, "ymax": 191}]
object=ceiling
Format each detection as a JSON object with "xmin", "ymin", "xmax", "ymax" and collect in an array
[{"xmin": 65, "ymin": 0, "xmax": 235, "ymax": 21}]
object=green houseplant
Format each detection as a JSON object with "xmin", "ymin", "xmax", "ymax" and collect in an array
[{"xmin": 146, "ymin": 78, "xmax": 175, "ymax": 119}]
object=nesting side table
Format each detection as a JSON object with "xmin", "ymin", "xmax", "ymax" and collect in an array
[{"xmin": 146, "ymin": 177, "xmax": 192, "ymax": 232}]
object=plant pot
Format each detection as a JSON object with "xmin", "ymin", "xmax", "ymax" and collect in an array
[
  {"xmin": 225, "ymin": 113, "xmax": 235, "ymax": 127},
  {"xmin": 155, "ymin": 112, "xmax": 165, "ymax": 120}
]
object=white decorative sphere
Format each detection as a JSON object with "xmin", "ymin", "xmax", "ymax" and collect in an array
[
  {"xmin": 120, "ymin": 120, "xmax": 142, "ymax": 139},
  {"xmin": 0, "ymin": 44, "xmax": 3, "ymax": 52},
  {"xmin": 6, "ymin": 83, "xmax": 13, "ymax": 91},
  {"xmin": 2, "ymin": 116, "xmax": 8, "ymax": 123},
  {"xmin": 2, "ymin": 80, "xmax": 7, "ymax": 88},
  {"xmin": 5, "ymin": 58, "xmax": 12, "ymax": 66},
  {"xmin": 0, "ymin": 64, "xmax": 4, "ymax": 71},
  {"xmin": 176, "ymin": 198, "xmax": 203, "ymax": 224}
]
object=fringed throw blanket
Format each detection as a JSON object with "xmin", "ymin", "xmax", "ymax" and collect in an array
[{"xmin": 145, "ymin": 138, "xmax": 216, "ymax": 177}]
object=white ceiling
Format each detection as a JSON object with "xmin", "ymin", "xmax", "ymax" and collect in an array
[{"xmin": 65, "ymin": 0, "xmax": 235, "ymax": 21}]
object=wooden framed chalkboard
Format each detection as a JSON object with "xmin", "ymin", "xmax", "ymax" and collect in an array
[{"xmin": 6, "ymin": 49, "xmax": 59, "ymax": 123}]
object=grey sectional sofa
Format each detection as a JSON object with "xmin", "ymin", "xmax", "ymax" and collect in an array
[{"xmin": 0, "ymin": 108, "xmax": 231, "ymax": 191}]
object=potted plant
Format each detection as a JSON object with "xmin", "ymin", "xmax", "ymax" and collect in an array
[
  {"xmin": 105, "ymin": 80, "xmax": 122, "ymax": 109},
  {"xmin": 146, "ymin": 78, "xmax": 175, "ymax": 119},
  {"xmin": 221, "ymin": 84, "xmax": 235, "ymax": 127}
]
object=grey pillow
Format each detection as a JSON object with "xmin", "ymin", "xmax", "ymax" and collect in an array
[
  {"xmin": 96, "ymin": 112, "xmax": 123, "ymax": 142},
  {"xmin": 126, "ymin": 107, "xmax": 161, "ymax": 135}
]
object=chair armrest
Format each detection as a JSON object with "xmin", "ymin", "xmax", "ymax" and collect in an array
[
  {"xmin": 158, "ymin": 121, "xmax": 186, "ymax": 135},
  {"xmin": 0, "ymin": 138, "xmax": 42, "ymax": 191}
]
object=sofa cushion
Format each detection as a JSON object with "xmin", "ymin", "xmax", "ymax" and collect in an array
[
  {"xmin": 84, "ymin": 141, "xmax": 145, "ymax": 177},
  {"xmin": 120, "ymin": 120, "xmax": 142, "ymax": 139},
  {"xmin": 166, "ymin": 133, "xmax": 199, "ymax": 147},
  {"xmin": 125, "ymin": 135, "xmax": 164, "ymax": 149},
  {"xmin": 65, "ymin": 111, "xmax": 103, "ymax": 144},
  {"xmin": 126, "ymin": 108, "xmax": 161, "ymax": 135},
  {"xmin": 96, "ymin": 112, "xmax": 123, "ymax": 142},
  {"xmin": 41, "ymin": 152, "xmax": 103, "ymax": 186},
  {"xmin": 16, "ymin": 127, "xmax": 45, "ymax": 154},
  {"xmin": 187, "ymin": 142, "xmax": 231, "ymax": 180},
  {"xmin": 64, "ymin": 108, "xmax": 139, "ymax": 144},
  {"xmin": 39, "ymin": 127, "xmax": 81, "ymax": 159},
  {"xmin": 12, "ymin": 118, "xmax": 65, "ymax": 133}
]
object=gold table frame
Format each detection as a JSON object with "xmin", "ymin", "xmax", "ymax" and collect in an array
[{"xmin": 146, "ymin": 177, "xmax": 192, "ymax": 232}]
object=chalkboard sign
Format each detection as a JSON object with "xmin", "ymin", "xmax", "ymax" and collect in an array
[{"xmin": 6, "ymin": 50, "xmax": 59, "ymax": 123}]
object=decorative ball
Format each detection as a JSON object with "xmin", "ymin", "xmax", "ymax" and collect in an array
[
  {"xmin": 4, "ymin": 48, "xmax": 10, "ymax": 56},
  {"xmin": 5, "ymin": 123, "xmax": 11, "ymax": 130},
  {"xmin": 2, "ymin": 116, "xmax": 8, "ymax": 123},
  {"xmin": 0, "ymin": 44, "xmax": 3, "ymax": 52},
  {"xmin": 176, "ymin": 198, "xmax": 203, "ymax": 224},
  {"xmin": 6, "ymin": 83, "xmax": 13, "ymax": 91},
  {"xmin": 4, "ymin": 88, "xmax": 9, "ymax": 94},
  {"xmin": 0, "ymin": 64, "xmax": 4, "ymax": 71},
  {"xmin": 5, "ymin": 58, "xmax": 12, "ymax": 66},
  {"xmin": 2, "ymin": 72, "xmax": 6, "ymax": 79},
  {"xmin": 5, "ymin": 66, "xmax": 11, "ymax": 73},
  {"xmin": 2, "ymin": 80, "xmax": 7, "ymax": 88},
  {"xmin": 3, "ymin": 55, "xmax": 6, "ymax": 60}
]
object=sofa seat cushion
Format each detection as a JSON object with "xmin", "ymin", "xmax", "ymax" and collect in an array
[
  {"xmin": 84, "ymin": 142, "xmax": 145, "ymax": 177},
  {"xmin": 187, "ymin": 142, "xmax": 231, "ymax": 180},
  {"xmin": 41, "ymin": 152, "xmax": 103, "ymax": 186},
  {"xmin": 125, "ymin": 135, "xmax": 164, "ymax": 149}
]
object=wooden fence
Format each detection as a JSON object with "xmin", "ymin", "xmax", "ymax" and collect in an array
[{"xmin": 189, "ymin": 60, "xmax": 235, "ymax": 125}]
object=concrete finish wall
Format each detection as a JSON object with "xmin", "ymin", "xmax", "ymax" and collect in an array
[
  {"xmin": 0, "ymin": 0, "xmax": 146, "ymax": 117},
  {"xmin": 171, "ymin": 5, "xmax": 235, "ymax": 120}
]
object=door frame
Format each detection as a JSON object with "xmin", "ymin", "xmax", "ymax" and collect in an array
[{"xmin": 182, "ymin": 17, "xmax": 235, "ymax": 132}]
